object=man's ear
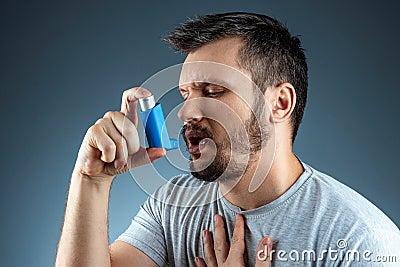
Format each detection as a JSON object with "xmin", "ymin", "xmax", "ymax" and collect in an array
[{"xmin": 269, "ymin": 83, "xmax": 296, "ymax": 123}]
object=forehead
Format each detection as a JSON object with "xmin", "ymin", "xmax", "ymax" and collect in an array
[
  {"xmin": 179, "ymin": 38, "xmax": 255, "ymax": 93},
  {"xmin": 184, "ymin": 37, "xmax": 244, "ymax": 67}
]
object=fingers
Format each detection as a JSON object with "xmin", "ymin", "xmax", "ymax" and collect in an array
[
  {"xmin": 96, "ymin": 95, "xmax": 166, "ymax": 170},
  {"xmin": 91, "ymin": 110, "xmax": 148, "ymax": 171},
  {"xmin": 198, "ymin": 215, "xmax": 229, "ymax": 267},
  {"xmin": 95, "ymin": 111, "xmax": 139, "ymax": 170},
  {"xmin": 255, "ymin": 236, "xmax": 273, "ymax": 267},
  {"xmin": 198, "ymin": 224, "xmax": 273, "ymax": 267},
  {"xmin": 194, "ymin": 257, "xmax": 207, "ymax": 267},
  {"xmin": 78, "ymin": 87, "xmax": 159, "ymax": 178},
  {"xmin": 128, "ymin": 147, "xmax": 166, "ymax": 169},
  {"xmin": 202, "ymin": 230, "xmax": 217, "ymax": 267},
  {"xmin": 87, "ymin": 124, "xmax": 116, "ymax": 163},
  {"xmin": 213, "ymin": 214, "xmax": 229, "ymax": 265},
  {"xmin": 103, "ymin": 111, "xmax": 140, "ymax": 155},
  {"xmin": 96, "ymin": 119, "xmax": 128, "ymax": 168},
  {"xmin": 228, "ymin": 214, "xmax": 245, "ymax": 262},
  {"xmin": 197, "ymin": 214, "xmax": 246, "ymax": 267},
  {"xmin": 120, "ymin": 87, "xmax": 153, "ymax": 125}
]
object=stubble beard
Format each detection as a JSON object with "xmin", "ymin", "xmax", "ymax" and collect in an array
[{"xmin": 186, "ymin": 110, "xmax": 269, "ymax": 183}]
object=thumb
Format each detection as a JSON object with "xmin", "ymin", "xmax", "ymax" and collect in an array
[
  {"xmin": 128, "ymin": 147, "xmax": 166, "ymax": 169},
  {"xmin": 255, "ymin": 236, "xmax": 273, "ymax": 267},
  {"xmin": 147, "ymin": 147, "xmax": 167, "ymax": 162},
  {"xmin": 120, "ymin": 87, "xmax": 153, "ymax": 126}
]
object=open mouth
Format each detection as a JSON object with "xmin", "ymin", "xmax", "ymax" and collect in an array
[{"xmin": 185, "ymin": 131, "xmax": 209, "ymax": 155}]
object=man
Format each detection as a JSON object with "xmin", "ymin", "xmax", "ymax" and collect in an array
[{"xmin": 55, "ymin": 12, "xmax": 400, "ymax": 266}]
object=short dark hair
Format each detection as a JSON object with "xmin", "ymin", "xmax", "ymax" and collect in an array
[{"xmin": 164, "ymin": 12, "xmax": 308, "ymax": 142}]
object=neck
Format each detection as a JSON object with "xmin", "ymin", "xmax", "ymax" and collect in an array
[{"xmin": 219, "ymin": 143, "xmax": 304, "ymax": 210}]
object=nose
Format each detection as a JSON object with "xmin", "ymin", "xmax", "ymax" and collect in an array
[{"xmin": 177, "ymin": 97, "xmax": 204, "ymax": 124}]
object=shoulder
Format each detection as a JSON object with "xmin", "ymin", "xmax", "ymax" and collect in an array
[
  {"xmin": 306, "ymin": 163, "xmax": 396, "ymax": 227},
  {"xmin": 302, "ymin": 162, "xmax": 400, "ymax": 248}
]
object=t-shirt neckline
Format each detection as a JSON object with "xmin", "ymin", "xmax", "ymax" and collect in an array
[{"xmin": 217, "ymin": 161, "xmax": 313, "ymax": 218}]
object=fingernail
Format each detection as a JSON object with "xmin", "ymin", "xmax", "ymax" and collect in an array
[
  {"xmin": 136, "ymin": 89, "xmax": 149, "ymax": 98},
  {"xmin": 136, "ymin": 89, "xmax": 145, "ymax": 97},
  {"xmin": 262, "ymin": 237, "xmax": 272, "ymax": 247},
  {"xmin": 117, "ymin": 160, "xmax": 126, "ymax": 170},
  {"xmin": 214, "ymin": 214, "xmax": 219, "ymax": 224},
  {"xmin": 202, "ymin": 230, "xmax": 207, "ymax": 238},
  {"xmin": 114, "ymin": 160, "xmax": 122, "ymax": 169},
  {"xmin": 120, "ymin": 163, "xmax": 127, "ymax": 171}
]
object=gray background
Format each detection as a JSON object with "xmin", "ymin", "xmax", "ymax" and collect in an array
[{"xmin": 1, "ymin": 0, "xmax": 399, "ymax": 266}]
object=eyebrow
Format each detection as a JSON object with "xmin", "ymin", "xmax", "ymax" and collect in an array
[
  {"xmin": 178, "ymin": 82, "xmax": 208, "ymax": 90},
  {"xmin": 178, "ymin": 81, "xmax": 230, "ymax": 90}
]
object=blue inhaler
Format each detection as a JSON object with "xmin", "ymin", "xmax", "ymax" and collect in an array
[{"xmin": 139, "ymin": 95, "xmax": 179, "ymax": 150}]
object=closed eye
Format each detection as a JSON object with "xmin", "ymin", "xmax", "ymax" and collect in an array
[
  {"xmin": 204, "ymin": 84, "xmax": 226, "ymax": 98},
  {"xmin": 204, "ymin": 88, "xmax": 224, "ymax": 98},
  {"xmin": 206, "ymin": 92, "xmax": 222, "ymax": 97},
  {"xmin": 178, "ymin": 84, "xmax": 226, "ymax": 100}
]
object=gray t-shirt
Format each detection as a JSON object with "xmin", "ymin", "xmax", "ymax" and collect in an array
[{"xmin": 117, "ymin": 162, "xmax": 400, "ymax": 266}]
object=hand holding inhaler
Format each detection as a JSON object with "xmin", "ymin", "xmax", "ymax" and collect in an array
[
  {"xmin": 74, "ymin": 88, "xmax": 174, "ymax": 181},
  {"xmin": 139, "ymin": 94, "xmax": 179, "ymax": 150}
]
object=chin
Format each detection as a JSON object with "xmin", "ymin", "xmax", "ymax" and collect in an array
[
  {"xmin": 189, "ymin": 157, "xmax": 226, "ymax": 182},
  {"xmin": 190, "ymin": 170, "xmax": 221, "ymax": 182}
]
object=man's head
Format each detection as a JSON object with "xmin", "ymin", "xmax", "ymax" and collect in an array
[{"xmin": 164, "ymin": 12, "xmax": 308, "ymax": 182}]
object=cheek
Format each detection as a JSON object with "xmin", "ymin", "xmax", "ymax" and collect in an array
[
  {"xmin": 201, "ymin": 96, "xmax": 251, "ymax": 139},
  {"xmin": 238, "ymin": 105, "xmax": 253, "ymax": 123},
  {"xmin": 228, "ymin": 94, "xmax": 254, "ymax": 121},
  {"xmin": 208, "ymin": 120, "xmax": 227, "ymax": 139},
  {"xmin": 207, "ymin": 121, "xmax": 231, "ymax": 152}
]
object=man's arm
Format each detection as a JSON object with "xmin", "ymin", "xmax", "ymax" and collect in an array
[
  {"xmin": 55, "ymin": 88, "xmax": 165, "ymax": 267},
  {"xmin": 110, "ymin": 241, "xmax": 159, "ymax": 267},
  {"xmin": 55, "ymin": 171, "xmax": 112, "ymax": 266}
]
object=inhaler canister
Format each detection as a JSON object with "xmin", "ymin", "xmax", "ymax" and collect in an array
[{"xmin": 139, "ymin": 95, "xmax": 179, "ymax": 150}]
